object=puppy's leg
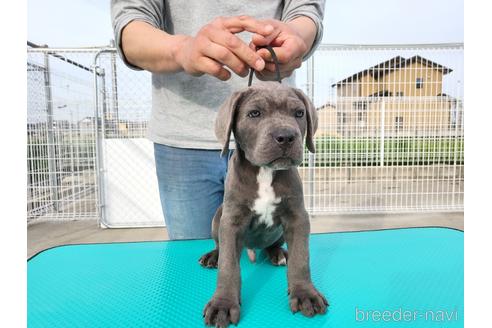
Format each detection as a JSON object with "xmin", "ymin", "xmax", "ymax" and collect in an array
[
  {"xmin": 264, "ymin": 236, "xmax": 288, "ymax": 266},
  {"xmin": 199, "ymin": 205, "xmax": 221, "ymax": 268},
  {"xmin": 282, "ymin": 210, "xmax": 329, "ymax": 317},
  {"xmin": 203, "ymin": 209, "xmax": 247, "ymax": 327}
]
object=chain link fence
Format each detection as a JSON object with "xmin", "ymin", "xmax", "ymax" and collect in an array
[
  {"xmin": 27, "ymin": 43, "xmax": 464, "ymax": 225},
  {"xmin": 27, "ymin": 46, "xmax": 100, "ymax": 222}
]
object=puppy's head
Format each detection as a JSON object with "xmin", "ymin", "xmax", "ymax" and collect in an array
[{"xmin": 215, "ymin": 82, "xmax": 318, "ymax": 170}]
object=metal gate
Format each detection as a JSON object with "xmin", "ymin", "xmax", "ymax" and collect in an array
[{"xmin": 92, "ymin": 49, "xmax": 162, "ymax": 227}]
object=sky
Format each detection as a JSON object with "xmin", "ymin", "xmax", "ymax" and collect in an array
[
  {"xmin": 322, "ymin": 0, "xmax": 463, "ymax": 44},
  {"xmin": 27, "ymin": 0, "xmax": 464, "ymax": 46}
]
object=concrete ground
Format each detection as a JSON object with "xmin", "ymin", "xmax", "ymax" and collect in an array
[{"xmin": 27, "ymin": 212, "xmax": 463, "ymax": 259}]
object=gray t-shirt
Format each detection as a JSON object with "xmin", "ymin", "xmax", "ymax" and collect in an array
[{"xmin": 111, "ymin": 0, "xmax": 325, "ymax": 149}]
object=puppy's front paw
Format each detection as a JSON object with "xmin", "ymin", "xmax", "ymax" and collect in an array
[
  {"xmin": 288, "ymin": 284, "xmax": 328, "ymax": 317},
  {"xmin": 203, "ymin": 294, "xmax": 240, "ymax": 327}
]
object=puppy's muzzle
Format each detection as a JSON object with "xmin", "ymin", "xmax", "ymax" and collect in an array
[{"xmin": 271, "ymin": 127, "xmax": 298, "ymax": 150}]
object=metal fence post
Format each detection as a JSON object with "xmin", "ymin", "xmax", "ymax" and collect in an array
[
  {"xmin": 451, "ymin": 100, "xmax": 461, "ymax": 208},
  {"xmin": 43, "ymin": 49, "xmax": 59, "ymax": 210},
  {"xmin": 92, "ymin": 48, "xmax": 114, "ymax": 227},
  {"xmin": 110, "ymin": 40, "xmax": 119, "ymax": 126},
  {"xmin": 380, "ymin": 100, "xmax": 385, "ymax": 167},
  {"xmin": 100, "ymin": 68, "xmax": 108, "ymax": 135},
  {"xmin": 93, "ymin": 51, "xmax": 108, "ymax": 226},
  {"xmin": 306, "ymin": 55, "xmax": 315, "ymax": 211}
]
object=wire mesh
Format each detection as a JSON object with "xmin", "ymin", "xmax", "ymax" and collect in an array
[
  {"xmin": 27, "ymin": 48, "xmax": 100, "ymax": 222},
  {"xmin": 96, "ymin": 50, "xmax": 151, "ymax": 139}
]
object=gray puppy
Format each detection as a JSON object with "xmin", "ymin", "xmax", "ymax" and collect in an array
[{"xmin": 200, "ymin": 82, "xmax": 328, "ymax": 327}]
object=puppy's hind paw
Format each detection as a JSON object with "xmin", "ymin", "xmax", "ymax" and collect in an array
[
  {"xmin": 265, "ymin": 246, "xmax": 288, "ymax": 266},
  {"xmin": 199, "ymin": 249, "xmax": 219, "ymax": 268}
]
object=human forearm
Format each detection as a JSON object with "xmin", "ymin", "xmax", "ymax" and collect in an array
[
  {"xmin": 285, "ymin": 16, "xmax": 317, "ymax": 57},
  {"xmin": 121, "ymin": 20, "xmax": 188, "ymax": 73}
]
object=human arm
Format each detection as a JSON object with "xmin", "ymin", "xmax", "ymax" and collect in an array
[{"xmin": 111, "ymin": 1, "xmax": 281, "ymax": 80}]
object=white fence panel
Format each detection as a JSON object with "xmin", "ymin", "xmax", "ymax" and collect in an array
[{"xmin": 102, "ymin": 138, "xmax": 165, "ymax": 227}]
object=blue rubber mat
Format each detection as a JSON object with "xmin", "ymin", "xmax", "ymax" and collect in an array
[{"xmin": 28, "ymin": 228, "xmax": 463, "ymax": 327}]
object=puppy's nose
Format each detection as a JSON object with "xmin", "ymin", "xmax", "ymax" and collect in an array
[{"xmin": 272, "ymin": 128, "xmax": 297, "ymax": 147}]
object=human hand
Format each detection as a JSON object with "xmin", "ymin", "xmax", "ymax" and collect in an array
[
  {"xmin": 249, "ymin": 18, "xmax": 315, "ymax": 80},
  {"xmin": 173, "ymin": 16, "xmax": 281, "ymax": 81}
]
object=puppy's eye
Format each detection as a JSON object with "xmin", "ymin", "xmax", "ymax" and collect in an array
[
  {"xmin": 247, "ymin": 110, "xmax": 261, "ymax": 118},
  {"xmin": 295, "ymin": 109, "xmax": 305, "ymax": 118}
]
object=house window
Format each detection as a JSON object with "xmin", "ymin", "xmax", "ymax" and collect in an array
[
  {"xmin": 353, "ymin": 101, "xmax": 367, "ymax": 110},
  {"xmin": 416, "ymin": 77, "xmax": 423, "ymax": 89},
  {"xmin": 396, "ymin": 91, "xmax": 404, "ymax": 97},
  {"xmin": 337, "ymin": 112, "xmax": 347, "ymax": 134},
  {"xmin": 395, "ymin": 116, "xmax": 404, "ymax": 132},
  {"xmin": 357, "ymin": 111, "xmax": 368, "ymax": 122},
  {"xmin": 353, "ymin": 101, "xmax": 368, "ymax": 123}
]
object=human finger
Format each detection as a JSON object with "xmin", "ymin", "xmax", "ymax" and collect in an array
[
  {"xmin": 207, "ymin": 27, "xmax": 265, "ymax": 70},
  {"xmin": 219, "ymin": 16, "xmax": 277, "ymax": 36},
  {"xmin": 196, "ymin": 56, "xmax": 231, "ymax": 81},
  {"xmin": 202, "ymin": 42, "xmax": 249, "ymax": 77}
]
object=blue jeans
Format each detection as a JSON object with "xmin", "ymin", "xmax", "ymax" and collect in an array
[{"xmin": 154, "ymin": 143, "xmax": 233, "ymax": 240}]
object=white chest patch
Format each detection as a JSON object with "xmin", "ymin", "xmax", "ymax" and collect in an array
[{"xmin": 251, "ymin": 167, "xmax": 281, "ymax": 227}]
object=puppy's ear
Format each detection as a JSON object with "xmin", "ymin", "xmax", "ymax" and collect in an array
[
  {"xmin": 215, "ymin": 89, "xmax": 251, "ymax": 157},
  {"xmin": 293, "ymin": 88, "xmax": 318, "ymax": 153}
]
